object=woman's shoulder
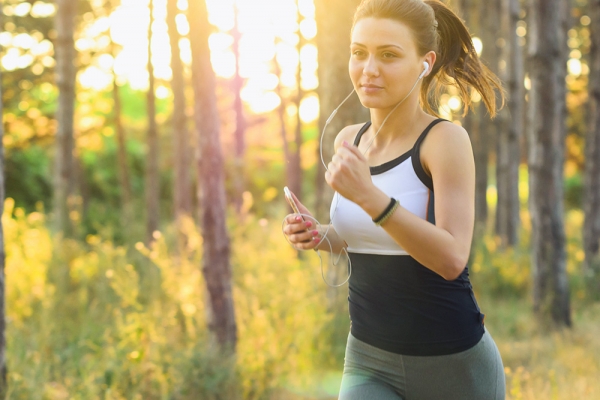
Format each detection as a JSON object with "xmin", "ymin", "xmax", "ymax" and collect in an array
[
  {"xmin": 423, "ymin": 119, "xmax": 471, "ymax": 149},
  {"xmin": 333, "ymin": 122, "xmax": 368, "ymax": 152},
  {"xmin": 420, "ymin": 119, "xmax": 473, "ymax": 175}
]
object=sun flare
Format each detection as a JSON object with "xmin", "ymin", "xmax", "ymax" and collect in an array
[{"xmin": 74, "ymin": 0, "xmax": 320, "ymax": 121}]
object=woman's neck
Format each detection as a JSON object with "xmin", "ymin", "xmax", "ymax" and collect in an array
[{"xmin": 366, "ymin": 101, "xmax": 428, "ymax": 149}]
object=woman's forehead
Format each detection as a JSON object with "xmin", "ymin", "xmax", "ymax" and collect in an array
[{"xmin": 351, "ymin": 17, "xmax": 416, "ymax": 50}]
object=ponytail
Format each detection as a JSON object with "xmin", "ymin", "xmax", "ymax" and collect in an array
[{"xmin": 423, "ymin": 0, "xmax": 505, "ymax": 117}]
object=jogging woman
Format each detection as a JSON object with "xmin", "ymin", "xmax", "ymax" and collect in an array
[{"xmin": 283, "ymin": 1, "xmax": 506, "ymax": 398}]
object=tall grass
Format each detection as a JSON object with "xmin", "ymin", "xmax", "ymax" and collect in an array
[
  {"xmin": 2, "ymin": 198, "xmax": 336, "ymax": 399},
  {"xmin": 2, "ymin": 198, "xmax": 600, "ymax": 399}
]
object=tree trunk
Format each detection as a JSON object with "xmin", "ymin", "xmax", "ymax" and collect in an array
[
  {"xmin": 459, "ymin": 0, "xmax": 489, "ymax": 234},
  {"xmin": 584, "ymin": 0, "xmax": 600, "ymax": 279},
  {"xmin": 231, "ymin": 4, "xmax": 246, "ymax": 214},
  {"xmin": 496, "ymin": 0, "xmax": 523, "ymax": 247},
  {"xmin": 0, "ymin": 26, "xmax": 8, "ymax": 393},
  {"xmin": 527, "ymin": 0, "xmax": 571, "ymax": 327},
  {"xmin": 106, "ymin": 1, "xmax": 132, "ymax": 228},
  {"xmin": 474, "ymin": 0, "xmax": 503, "ymax": 233},
  {"xmin": 188, "ymin": 0, "xmax": 237, "ymax": 350},
  {"xmin": 146, "ymin": 0, "xmax": 160, "ymax": 245},
  {"xmin": 167, "ymin": 0, "xmax": 192, "ymax": 229},
  {"xmin": 54, "ymin": 0, "xmax": 77, "ymax": 236},
  {"xmin": 314, "ymin": 0, "xmax": 368, "ymax": 221}
]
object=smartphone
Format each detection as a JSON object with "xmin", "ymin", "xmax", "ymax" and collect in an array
[
  {"xmin": 283, "ymin": 186, "xmax": 302, "ymax": 216},
  {"xmin": 284, "ymin": 187, "xmax": 313, "ymax": 244}
]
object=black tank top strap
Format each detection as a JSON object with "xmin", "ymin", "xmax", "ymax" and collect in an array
[
  {"xmin": 411, "ymin": 118, "xmax": 447, "ymax": 192},
  {"xmin": 353, "ymin": 121, "xmax": 372, "ymax": 146}
]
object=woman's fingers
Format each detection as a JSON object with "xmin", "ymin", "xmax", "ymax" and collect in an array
[
  {"xmin": 341, "ymin": 141, "xmax": 366, "ymax": 161},
  {"xmin": 290, "ymin": 229, "xmax": 319, "ymax": 244},
  {"xmin": 284, "ymin": 214, "xmax": 313, "ymax": 228},
  {"xmin": 283, "ymin": 222, "xmax": 307, "ymax": 236},
  {"xmin": 285, "ymin": 214, "xmax": 300, "ymax": 225},
  {"xmin": 295, "ymin": 237, "xmax": 320, "ymax": 250},
  {"xmin": 283, "ymin": 215, "xmax": 313, "ymax": 234},
  {"xmin": 283, "ymin": 214, "xmax": 320, "ymax": 247},
  {"xmin": 290, "ymin": 231, "xmax": 320, "ymax": 249}
]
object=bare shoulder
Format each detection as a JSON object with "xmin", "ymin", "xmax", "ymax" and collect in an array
[
  {"xmin": 333, "ymin": 123, "xmax": 367, "ymax": 152},
  {"xmin": 420, "ymin": 120, "xmax": 474, "ymax": 175}
]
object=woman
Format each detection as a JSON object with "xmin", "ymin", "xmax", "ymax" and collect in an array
[{"xmin": 283, "ymin": 0, "xmax": 505, "ymax": 398}]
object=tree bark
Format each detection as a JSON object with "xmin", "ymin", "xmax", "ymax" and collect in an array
[
  {"xmin": 188, "ymin": 0, "xmax": 237, "ymax": 350},
  {"xmin": 483, "ymin": 0, "xmax": 507, "ymax": 231},
  {"xmin": 0, "ymin": 19, "xmax": 8, "ymax": 392},
  {"xmin": 314, "ymin": 0, "xmax": 368, "ymax": 221},
  {"xmin": 54, "ymin": 0, "xmax": 77, "ymax": 236},
  {"xmin": 145, "ymin": 0, "xmax": 160, "ymax": 245},
  {"xmin": 527, "ymin": 0, "xmax": 571, "ymax": 327},
  {"xmin": 460, "ymin": 0, "xmax": 493, "ymax": 236},
  {"xmin": 584, "ymin": 0, "xmax": 600, "ymax": 278},
  {"xmin": 496, "ymin": 0, "xmax": 523, "ymax": 247},
  {"xmin": 167, "ymin": 0, "xmax": 192, "ymax": 227}
]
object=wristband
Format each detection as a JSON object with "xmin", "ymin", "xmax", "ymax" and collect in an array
[{"xmin": 373, "ymin": 197, "xmax": 400, "ymax": 226}]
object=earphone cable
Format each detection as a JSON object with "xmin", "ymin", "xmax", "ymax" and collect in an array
[{"xmin": 285, "ymin": 67, "xmax": 426, "ymax": 287}]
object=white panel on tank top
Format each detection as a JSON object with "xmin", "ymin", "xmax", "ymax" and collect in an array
[{"xmin": 330, "ymin": 155, "xmax": 429, "ymax": 255}]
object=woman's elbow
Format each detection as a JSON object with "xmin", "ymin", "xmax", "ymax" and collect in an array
[{"xmin": 440, "ymin": 255, "xmax": 468, "ymax": 281}]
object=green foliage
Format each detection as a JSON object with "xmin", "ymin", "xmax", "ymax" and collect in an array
[
  {"xmin": 3, "ymin": 200, "xmax": 337, "ymax": 399},
  {"xmin": 564, "ymin": 172, "xmax": 583, "ymax": 210},
  {"xmin": 470, "ymin": 208, "xmax": 591, "ymax": 303},
  {"xmin": 4, "ymin": 191, "xmax": 600, "ymax": 399},
  {"xmin": 229, "ymin": 210, "xmax": 338, "ymax": 399},
  {"xmin": 4, "ymin": 146, "xmax": 52, "ymax": 212},
  {"xmin": 470, "ymin": 228, "xmax": 532, "ymax": 298},
  {"xmin": 3, "ymin": 198, "xmax": 237, "ymax": 399}
]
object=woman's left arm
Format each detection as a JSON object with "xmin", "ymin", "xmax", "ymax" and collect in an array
[{"xmin": 325, "ymin": 123, "xmax": 475, "ymax": 280}]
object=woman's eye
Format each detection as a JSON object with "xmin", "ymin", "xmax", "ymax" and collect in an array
[
  {"xmin": 382, "ymin": 52, "xmax": 396, "ymax": 59},
  {"xmin": 352, "ymin": 50, "xmax": 365, "ymax": 57}
]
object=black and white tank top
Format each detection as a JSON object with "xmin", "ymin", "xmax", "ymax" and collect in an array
[
  {"xmin": 329, "ymin": 118, "xmax": 485, "ymax": 356},
  {"xmin": 331, "ymin": 119, "xmax": 442, "ymax": 252}
]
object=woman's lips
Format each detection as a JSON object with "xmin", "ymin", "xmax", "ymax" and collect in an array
[{"xmin": 360, "ymin": 84, "xmax": 383, "ymax": 94}]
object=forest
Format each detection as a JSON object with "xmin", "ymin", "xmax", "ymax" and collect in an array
[{"xmin": 0, "ymin": 0, "xmax": 599, "ymax": 398}]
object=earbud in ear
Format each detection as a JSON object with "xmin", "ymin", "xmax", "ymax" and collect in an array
[{"xmin": 419, "ymin": 61, "xmax": 430, "ymax": 79}]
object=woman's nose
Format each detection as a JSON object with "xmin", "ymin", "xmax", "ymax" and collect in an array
[{"xmin": 363, "ymin": 56, "xmax": 379, "ymax": 77}]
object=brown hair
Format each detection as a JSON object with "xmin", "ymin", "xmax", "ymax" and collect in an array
[{"xmin": 353, "ymin": 0, "xmax": 504, "ymax": 117}]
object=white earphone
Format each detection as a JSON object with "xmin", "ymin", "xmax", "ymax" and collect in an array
[{"xmin": 419, "ymin": 61, "xmax": 430, "ymax": 80}]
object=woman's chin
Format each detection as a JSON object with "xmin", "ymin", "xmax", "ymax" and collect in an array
[
  {"xmin": 357, "ymin": 97, "xmax": 381, "ymax": 109},
  {"xmin": 358, "ymin": 99, "xmax": 391, "ymax": 110}
]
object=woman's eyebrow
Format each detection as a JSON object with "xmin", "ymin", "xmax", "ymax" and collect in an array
[{"xmin": 351, "ymin": 42, "xmax": 405, "ymax": 52}]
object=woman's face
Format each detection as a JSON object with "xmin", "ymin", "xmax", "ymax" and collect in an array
[{"xmin": 350, "ymin": 17, "xmax": 425, "ymax": 110}]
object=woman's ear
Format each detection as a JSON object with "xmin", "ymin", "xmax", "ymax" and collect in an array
[{"xmin": 423, "ymin": 51, "xmax": 437, "ymax": 77}]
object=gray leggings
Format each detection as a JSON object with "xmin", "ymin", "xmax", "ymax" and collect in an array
[{"xmin": 339, "ymin": 329, "xmax": 505, "ymax": 400}]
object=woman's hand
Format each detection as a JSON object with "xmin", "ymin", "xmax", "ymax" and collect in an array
[
  {"xmin": 282, "ymin": 190, "xmax": 321, "ymax": 250},
  {"xmin": 325, "ymin": 141, "xmax": 376, "ymax": 206}
]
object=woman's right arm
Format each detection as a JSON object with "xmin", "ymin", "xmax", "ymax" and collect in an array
[
  {"xmin": 282, "ymin": 190, "xmax": 347, "ymax": 253},
  {"xmin": 283, "ymin": 124, "xmax": 361, "ymax": 252}
]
